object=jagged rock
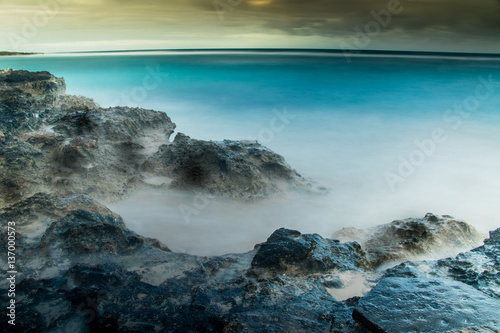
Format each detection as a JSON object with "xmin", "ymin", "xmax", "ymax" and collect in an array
[
  {"xmin": 384, "ymin": 227, "xmax": 500, "ymax": 300},
  {"xmin": 0, "ymin": 201, "xmax": 171, "ymax": 292},
  {"xmin": 353, "ymin": 277, "xmax": 500, "ymax": 332},
  {"xmin": 0, "ymin": 220, "xmax": 367, "ymax": 332},
  {"xmin": 143, "ymin": 133, "xmax": 324, "ymax": 201},
  {"xmin": 0, "ymin": 69, "xmax": 65, "ymax": 137},
  {"xmin": 251, "ymin": 228, "xmax": 370, "ymax": 276},
  {"xmin": 1, "ymin": 206, "xmax": 498, "ymax": 332},
  {"xmin": 11, "ymin": 259, "xmax": 365, "ymax": 333},
  {"xmin": 49, "ymin": 106, "xmax": 175, "ymax": 143},
  {"xmin": 485, "ymin": 227, "xmax": 500, "ymax": 246},
  {"xmin": 0, "ymin": 69, "xmax": 65, "ymax": 98},
  {"xmin": 0, "ymin": 70, "xmax": 175, "ymax": 204},
  {"xmin": 332, "ymin": 213, "xmax": 484, "ymax": 267},
  {"xmin": 0, "ymin": 70, "xmax": 321, "ymax": 204},
  {"xmin": 0, "ymin": 192, "xmax": 121, "ymax": 250},
  {"xmin": 53, "ymin": 94, "xmax": 100, "ymax": 112},
  {"xmin": 41, "ymin": 210, "xmax": 148, "ymax": 255}
]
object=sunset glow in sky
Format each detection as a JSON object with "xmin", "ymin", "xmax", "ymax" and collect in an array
[{"xmin": 1, "ymin": 0, "xmax": 499, "ymax": 53}]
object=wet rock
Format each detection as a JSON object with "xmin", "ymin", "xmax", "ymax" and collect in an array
[
  {"xmin": 0, "ymin": 231, "xmax": 365, "ymax": 333},
  {"xmin": 2, "ymin": 209, "xmax": 498, "ymax": 332},
  {"xmin": 353, "ymin": 277, "xmax": 500, "ymax": 332},
  {"xmin": 333, "ymin": 213, "xmax": 484, "ymax": 267},
  {"xmin": 385, "ymin": 227, "xmax": 500, "ymax": 300},
  {"xmin": 251, "ymin": 228, "xmax": 370, "ymax": 276}
]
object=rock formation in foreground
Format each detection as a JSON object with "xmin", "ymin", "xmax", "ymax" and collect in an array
[
  {"xmin": 1, "ymin": 70, "xmax": 499, "ymax": 332},
  {"xmin": 0, "ymin": 195, "xmax": 498, "ymax": 332}
]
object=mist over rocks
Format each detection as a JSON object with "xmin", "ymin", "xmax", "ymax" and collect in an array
[
  {"xmin": 0, "ymin": 69, "xmax": 320, "ymax": 205},
  {"xmin": 1, "ymin": 203, "xmax": 372, "ymax": 333},
  {"xmin": 143, "ymin": 132, "xmax": 325, "ymax": 201},
  {"xmin": 1, "ymin": 199, "xmax": 498, "ymax": 332},
  {"xmin": 384, "ymin": 226, "xmax": 500, "ymax": 301},
  {"xmin": 333, "ymin": 213, "xmax": 485, "ymax": 267},
  {"xmin": 1, "ymin": 69, "xmax": 500, "ymax": 332}
]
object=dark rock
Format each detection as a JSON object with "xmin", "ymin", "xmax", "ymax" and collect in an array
[
  {"xmin": 143, "ymin": 133, "xmax": 324, "ymax": 201},
  {"xmin": 354, "ymin": 277, "xmax": 500, "ymax": 332},
  {"xmin": 251, "ymin": 228, "xmax": 370, "ymax": 276},
  {"xmin": 2, "ymin": 212, "xmax": 497, "ymax": 332},
  {"xmin": 332, "ymin": 213, "xmax": 484, "ymax": 267},
  {"xmin": 0, "ymin": 69, "xmax": 65, "ymax": 137},
  {"xmin": 385, "ymin": 228, "xmax": 500, "ymax": 300},
  {"xmin": 41, "ymin": 210, "xmax": 147, "ymax": 255},
  {"xmin": 1, "ymin": 70, "xmax": 323, "ymax": 204},
  {"xmin": 485, "ymin": 227, "xmax": 500, "ymax": 246},
  {"xmin": 0, "ymin": 192, "xmax": 122, "ymax": 247}
]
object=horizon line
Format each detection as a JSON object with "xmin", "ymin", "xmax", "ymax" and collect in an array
[{"xmin": 49, "ymin": 48, "xmax": 500, "ymax": 58}]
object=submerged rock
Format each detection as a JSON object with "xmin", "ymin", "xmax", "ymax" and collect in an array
[{"xmin": 333, "ymin": 213, "xmax": 484, "ymax": 267}]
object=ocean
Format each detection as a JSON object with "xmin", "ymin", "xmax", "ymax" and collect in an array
[{"xmin": 2, "ymin": 51, "xmax": 500, "ymax": 255}]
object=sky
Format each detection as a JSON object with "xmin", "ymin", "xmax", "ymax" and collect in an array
[{"xmin": 0, "ymin": 0, "xmax": 499, "ymax": 53}]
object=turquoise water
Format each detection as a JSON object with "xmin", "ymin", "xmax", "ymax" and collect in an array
[{"xmin": 2, "ymin": 52, "xmax": 500, "ymax": 254}]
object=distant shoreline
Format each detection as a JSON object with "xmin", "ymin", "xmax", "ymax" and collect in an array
[
  {"xmin": 48, "ymin": 48, "xmax": 500, "ymax": 59},
  {"xmin": 0, "ymin": 51, "xmax": 40, "ymax": 57}
]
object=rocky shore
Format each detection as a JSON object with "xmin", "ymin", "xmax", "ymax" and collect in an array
[{"xmin": 1, "ymin": 69, "xmax": 499, "ymax": 332}]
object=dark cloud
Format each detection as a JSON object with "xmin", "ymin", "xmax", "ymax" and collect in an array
[
  {"xmin": 190, "ymin": 0, "xmax": 500, "ymax": 49},
  {"xmin": 229, "ymin": 0, "xmax": 500, "ymax": 37},
  {"xmin": 1, "ymin": 0, "xmax": 499, "ymax": 52}
]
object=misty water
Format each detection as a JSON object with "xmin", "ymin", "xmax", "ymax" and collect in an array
[{"xmin": 2, "ymin": 52, "xmax": 500, "ymax": 255}]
